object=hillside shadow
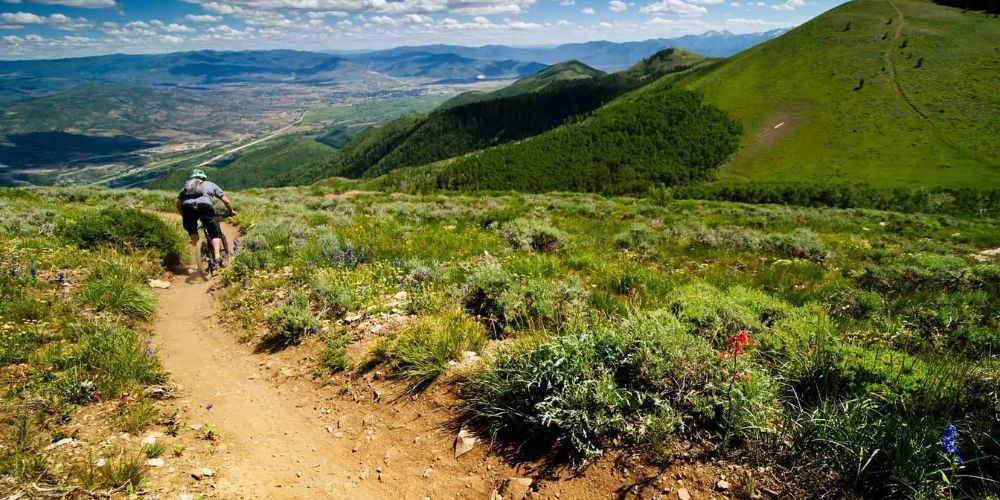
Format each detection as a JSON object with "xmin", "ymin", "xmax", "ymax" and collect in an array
[{"xmin": 0, "ymin": 131, "xmax": 155, "ymax": 169}]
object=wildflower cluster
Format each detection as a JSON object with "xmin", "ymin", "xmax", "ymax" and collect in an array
[
  {"xmin": 941, "ymin": 424, "xmax": 962, "ymax": 464},
  {"xmin": 720, "ymin": 329, "xmax": 753, "ymax": 381}
]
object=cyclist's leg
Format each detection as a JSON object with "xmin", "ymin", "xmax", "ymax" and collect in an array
[
  {"xmin": 180, "ymin": 204, "xmax": 199, "ymax": 245},
  {"xmin": 200, "ymin": 207, "xmax": 224, "ymax": 259}
]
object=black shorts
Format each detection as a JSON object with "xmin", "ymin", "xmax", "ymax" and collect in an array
[{"xmin": 181, "ymin": 203, "xmax": 222, "ymax": 239}]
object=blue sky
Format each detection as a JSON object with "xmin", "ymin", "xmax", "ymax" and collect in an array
[{"xmin": 1, "ymin": 0, "xmax": 845, "ymax": 59}]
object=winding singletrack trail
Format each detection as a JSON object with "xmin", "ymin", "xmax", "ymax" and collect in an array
[
  {"xmin": 883, "ymin": 0, "xmax": 926, "ymax": 120},
  {"xmin": 152, "ymin": 224, "xmax": 393, "ymax": 497},
  {"xmin": 145, "ymin": 220, "xmax": 741, "ymax": 499}
]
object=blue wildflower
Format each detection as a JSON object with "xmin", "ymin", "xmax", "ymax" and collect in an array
[
  {"xmin": 241, "ymin": 279, "xmax": 247, "ymax": 290},
  {"xmin": 392, "ymin": 258, "xmax": 404, "ymax": 267},
  {"xmin": 145, "ymin": 340, "xmax": 154, "ymax": 357},
  {"xmin": 310, "ymin": 326, "xmax": 318, "ymax": 334},
  {"xmin": 56, "ymin": 271, "xmax": 65, "ymax": 285},
  {"xmin": 942, "ymin": 424, "xmax": 963, "ymax": 464},
  {"xmin": 9, "ymin": 265, "xmax": 17, "ymax": 278},
  {"xmin": 30, "ymin": 268, "xmax": 37, "ymax": 280}
]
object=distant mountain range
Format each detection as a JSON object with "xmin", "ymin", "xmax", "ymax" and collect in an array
[
  {"xmin": 359, "ymin": 29, "xmax": 790, "ymax": 70},
  {"xmin": 0, "ymin": 49, "xmax": 545, "ymax": 92}
]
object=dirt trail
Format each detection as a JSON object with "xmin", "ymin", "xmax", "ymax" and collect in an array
[
  {"xmin": 884, "ymin": 0, "xmax": 926, "ymax": 120},
  {"xmin": 152, "ymin": 223, "xmax": 384, "ymax": 497},
  {"xmin": 144, "ymin": 221, "xmax": 739, "ymax": 499}
]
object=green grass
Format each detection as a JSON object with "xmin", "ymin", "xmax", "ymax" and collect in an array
[
  {"xmin": 0, "ymin": 188, "xmax": 175, "ymax": 493},
  {"xmin": 4, "ymin": 181, "xmax": 1000, "ymax": 496},
  {"xmin": 203, "ymin": 185, "xmax": 998, "ymax": 496},
  {"xmin": 670, "ymin": 0, "xmax": 1000, "ymax": 187}
]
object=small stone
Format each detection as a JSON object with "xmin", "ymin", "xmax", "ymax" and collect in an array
[
  {"xmin": 501, "ymin": 478, "xmax": 534, "ymax": 500},
  {"xmin": 393, "ymin": 291, "xmax": 408, "ymax": 300},
  {"xmin": 45, "ymin": 437, "xmax": 75, "ymax": 450},
  {"xmin": 94, "ymin": 458, "xmax": 106, "ymax": 468},
  {"xmin": 146, "ymin": 458, "xmax": 165, "ymax": 468},
  {"xmin": 188, "ymin": 424, "xmax": 203, "ymax": 431},
  {"xmin": 148, "ymin": 279, "xmax": 171, "ymax": 289},
  {"xmin": 191, "ymin": 467, "xmax": 214, "ymax": 480},
  {"xmin": 141, "ymin": 433, "xmax": 161, "ymax": 445},
  {"xmin": 454, "ymin": 428, "xmax": 478, "ymax": 458},
  {"xmin": 422, "ymin": 467, "xmax": 433, "ymax": 478},
  {"xmin": 333, "ymin": 432, "xmax": 344, "ymax": 439},
  {"xmin": 677, "ymin": 487, "xmax": 691, "ymax": 500},
  {"xmin": 717, "ymin": 480, "xmax": 730, "ymax": 491},
  {"xmin": 325, "ymin": 426, "xmax": 334, "ymax": 433},
  {"xmin": 345, "ymin": 314, "xmax": 363, "ymax": 323}
]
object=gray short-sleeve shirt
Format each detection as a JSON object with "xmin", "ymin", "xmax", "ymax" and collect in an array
[{"xmin": 178, "ymin": 180, "xmax": 225, "ymax": 207}]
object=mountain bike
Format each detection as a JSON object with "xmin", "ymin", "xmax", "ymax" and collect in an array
[{"xmin": 197, "ymin": 214, "xmax": 231, "ymax": 278}]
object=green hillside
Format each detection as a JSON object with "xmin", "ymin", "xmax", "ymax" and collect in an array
[
  {"xmin": 440, "ymin": 60, "xmax": 606, "ymax": 109},
  {"xmin": 369, "ymin": 85, "xmax": 741, "ymax": 194},
  {"xmin": 144, "ymin": 136, "xmax": 336, "ymax": 190},
  {"xmin": 670, "ymin": 0, "xmax": 999, "ymax": 187},
  {"xmin": 318, "ymin": 49, "xmax": 711, "ymax": 182},
  {"xmin": 618, "ymin": 48, "xmax": 712, "ymax": 82}
]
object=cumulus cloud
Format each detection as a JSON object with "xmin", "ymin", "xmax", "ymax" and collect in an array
[
  {"xmin": 609, "ymin": 0, "xmax": 627, "ymax": 11},
  {"xmin": 0, "ymin": 12, "xmax": 46, "ymax": 29},
  {"xmin": 46, "ymin": 12, "xmax": 92, "ymax": 30},
  {"xmin": 182, "ymin": 0, "xmax": 537, "ymax": 17},
  {"xmin": 725, "ymin": 16, "xmax": 792, "ymax": 30},
  {"xmin": 771, "ymin": 0, "xmax": 803, "ymax": 9},
  {"xmin": 18, "ymin": 0, "xmax": 118, "ymax": 7},
  {"xmin": 580, "ymin": 7, "xmax": 595, "ymax": 13},
  {"xmin": 0, "ymin": 11, "xmax": 92, "ymax": 31},
  {"xmin": 638, "ymin": 0, "xmax": 706, "ymax": 17},
  {"xmin": 185, "ymin": 14, "xmax": 224, "ymax": 22}
]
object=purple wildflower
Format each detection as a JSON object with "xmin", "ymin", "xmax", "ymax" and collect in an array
[
  {"xmin": 206, "ymin": 403, "xmax": 214, "ymax": 411},
  {"xmin": 56, "ymin": 271, "xmax": 65, "ymax": 285}
]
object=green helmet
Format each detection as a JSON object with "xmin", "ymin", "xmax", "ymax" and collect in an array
[{"xmin": 189, "ymin": 169, "xmax": 208, "ymax": 180}]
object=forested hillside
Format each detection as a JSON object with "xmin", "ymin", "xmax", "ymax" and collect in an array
[
  {"xmin": 321, "ymin": 49, "xmax": 712, "ymax": 182},
  {"xmin": 371, "ymin": 86, "xmax": 742, "ymax": 194}
]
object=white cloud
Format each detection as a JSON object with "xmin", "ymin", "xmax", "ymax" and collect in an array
[
  {"xmin": 46, "ymin": 13, "xmax": 92, "ymax": 30},
  {"xmin": 559, "ymin": 0, "xmax": 574, "ymax": 4},
  {"xmin": 609, "ymin": 0, "xmax": 627, "ymax": 11},
  {"xmin": 638, "ymin": 0, "xmax": 706, "ymax": 16},
  {"xmin": 185, "ymin": 14, "xmax": 224, "ymax": 23},
  {"xmin": 183, "ymin": 0, "xmax": 537, "ymax": 17},
  {"xmin": 0, "ymin": 12, "xmax": 46, "ymax": 29},
  {"xmin": 165, "ymin": 23, "xmax": 196, "ymax": 33},
  {"xmin": 724, "ymin": 16, "xmax": 792, "ymax": 31},
  {"xmin": 730, "ymin": 1, "xmax": 740, "ymax": 5},
  {"xmin": 771, "ymin": 0, "xmax": 803, "ymax": 9},
  {"xmin": 580, "ymin": 7, "xmax": 595, "ymax": 13},
  {"xmin": 21, "ymin": 0, "xmax": 117, "ymax": 7}
]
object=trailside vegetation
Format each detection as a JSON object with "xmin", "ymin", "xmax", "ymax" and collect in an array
[{"xmin": 185, "ymin": 184, "xmax": 999, "ymax": 497}]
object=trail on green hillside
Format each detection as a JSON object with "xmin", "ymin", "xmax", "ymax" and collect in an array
[{"xmin": 884, "ymin": 0, "xmax": 927, "ymax": 120}]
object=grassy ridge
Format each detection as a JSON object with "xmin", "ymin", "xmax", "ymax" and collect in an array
[{"xmin": 671, "ymin": 0, "xmax": 1000, "ymax": 187}]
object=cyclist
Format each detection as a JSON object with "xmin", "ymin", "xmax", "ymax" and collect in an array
[{"xmin": 176, "ymin": 169, "xmax": 235, "ymax": 263}]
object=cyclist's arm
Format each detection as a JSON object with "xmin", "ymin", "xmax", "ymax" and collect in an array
[{"xmin": 219, "ymin": 194, "xmax": 235, "ymax": 214}]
